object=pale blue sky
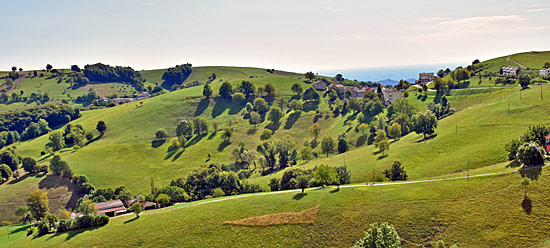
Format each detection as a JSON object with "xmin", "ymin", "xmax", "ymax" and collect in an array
[{"xmin": 1, "ymin": 0, "xmax": 549, "ymax": 72}]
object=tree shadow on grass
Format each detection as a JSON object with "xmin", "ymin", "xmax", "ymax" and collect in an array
[
  {"xmin": 10, "ymin": 225, "xmax": 30, "ymax": 234},
  {"xmin": 283, "ymin": 111, "xmax": 301, "ymax": 129},
  {"xmin": 265, "ymin": 122, "xmax": 281, "ymax": 133},
  {"xmin": 151, "ymin": 140, "xmax": 165, "ymax": 148},
  {"xmin": 61, "ymin": 226, "xmax": 103, "ymax": 241},
  {"xmin": 519, "ymin": 166, "xmax": 543, "ymax": 181},
  {"xmin": 8, "ymin": 173, "xmax": 33, "ymax": 184},
  {"xmin": 212, "ymin": 99, "xmax": 230, "ymax": 118},
  {"xmin": 522, "ymin": 195, "xmax": 532, "ymax": 214},
  {"xmin": 377, "ymin": 154, "xmax": 388, "ymax": 160},
  {"xmin": 218, "ymin": 140, "xmax": 231, "ymax": 152},
  {"xmin": 506, "ymin": 160, "xmax": 522, "ymax": 168},
  {"xmin": 208, "ymin": 132, "xmax": 217, "ymax": 140},
  {"xmin": 415, "ymin": 134, "xmax": 437, "ymax": 143},
  {"xmin": 186, "ymin": 134, "xmax": 207, "ymax": 147},
  {"xmin": 124, "ymin": 217, "xmax": 139, "ymax": 224},
  {"xmin": 247, "ymin": 128, "xmax": 257, "ymax": 135},
  {"xmin": 172, "ymin": 150, "xmax": 184, "ymax": 161},
  {"xmin": 194, "ymin": 98, "xmax": 210, "ymax": 116},
  {"xmin": 330, "ymin": 188, "xmax": 340, "ymax": 193},
  {"xmin": 293, "ymin": 193, "xmax": 307, "ymax": 200}
]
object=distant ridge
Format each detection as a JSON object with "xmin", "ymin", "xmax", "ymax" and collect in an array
[{"xmin": 376, "ymin": 78, "xmax": 417, "ymax": 86}]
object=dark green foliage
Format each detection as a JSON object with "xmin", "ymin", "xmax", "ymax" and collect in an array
[
  {"xmin": 22, "ymin": 157, "xmax": 38, "ymax": 173},
  {"xmin": 71, "ymin": 65, "xmax": 81, "ymax": 72},
  {"xmin": 176, "ymin": 120, "xmax": 193, "ymax": 138},
  {"xmin": 516, "ymin": 142, "xmax": 545, "ymax": 167},
  {"xmin": 238, "ymin": 81, "xmax": 256, "ymax": 97},
  {"xmin": 0, "ymin": 164, "xmax": 12, "ymax": 183},
  {"xmin": 161, "ymin": 64, "xmax": 192, "ymax": 89},
  {"xmin": 337, "ymin": 137, "xmax": 349, "ymax": 153},
  {"xmin": 267, "ymin": 107, "xmax": 283, "ymax": 123},
  {"xmin": 84, "ymin": 63, "xmax": 145, "ymax": 90},
  {"xmin": 297, "ymin": 176, "xmax": 308, "ymax": 193},
  {"xmin": 155, "ymin": 186, "xmax": 190, "ymax": 203},
  {"xmin": 384, "ymin": 161, "xmax": 408, "ymax": 181},
  {"xmin": 49, "ymin": 155, "xmax": 72, "ymax": 178},
  {"xmin": 518, "ymin": 74, "xmax": 531, "ymax": 89},
  {"xmin": 203, "ymin": 84, "xmax": 212, "ymax": 98},
  {"xmin": 219, "ymin": 82, "xmax": 233, "ymax": 99},
  {"xmin": 335, "ymin": 166, "xmax": 351, "ymax": 185},
  {"xmin": 506, "ymin": 125, "xmax": 550, "ymax": 160},
  {"xmin": 1, "ymin": 149, "xmax": 20, "ymax": 171},
  {"xmin": 412, "ymin": 110, "xmax": 438, "ymax": 139},
  {"xmin": 0, "ymin": 104, "xmax": 80, "ymax": 134},
  {"xmin": 269, "ymin": 178, "xmax": 280, "ymax": 191},
  {"xmin": 96, "ymin": 120, "xmax": 107, "ymax": 134},
  {"xmin": 303, "ymin": 87, "xmax": 320, "ymax": 101}
]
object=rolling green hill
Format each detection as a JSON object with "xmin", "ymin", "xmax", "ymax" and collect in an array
[{"xmin": 1, "ymin": 52, "xmax": 550, "ymax": 247}]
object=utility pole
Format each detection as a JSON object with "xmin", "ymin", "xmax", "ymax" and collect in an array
[
  {"xmin": 508, "ymin": 96, "xmax": 510, "ymax": 114},
  {"xmin": 372, "ymin": 169, "xmax": 375, "ymax": 185},
  {"xmin": 456, "ymin": 119, "xmax": 458, "ymax": 135},
  {"xmin": 541, "ymin": 84, "xmax": 544, "ymax": 101}
]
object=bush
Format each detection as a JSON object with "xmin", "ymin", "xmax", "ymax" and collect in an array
[
  {"xmin": 212, "ymin": 187, "xmax": 225, "ymax": 198},
  {"xmin": 74, "ymin": 215, "xmax": 109, "ymax": 230},
  {"xmin": 352, "ymin": 222, "xmax": 401, "ymax": 248},
  {"xmin": 384, "ymin": 161, "xmax": 408, "ymax": 181},
  {"xmin": 0, "ymin": 164, "xmax": 13, "ymax": 182}
]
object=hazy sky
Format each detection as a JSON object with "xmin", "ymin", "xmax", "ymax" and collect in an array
[{"xmin": 1, "ymin": 0, "xmax": 549, "ymax": 72}]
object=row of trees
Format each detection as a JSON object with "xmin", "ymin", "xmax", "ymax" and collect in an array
[
  {"xmin": 215, "ymin": 81, "xmax": 277, "ymax": 99},
  {"xmin": 269, "ymin": 165, "xmax": 351, "ymax": 192},
  {"xmin": 83, "ymin": 63, "xmax": 145, "ymax": 90},
  {"xmin": 0, "ymin": 103, "xmax": 80, "ymax": 135}
]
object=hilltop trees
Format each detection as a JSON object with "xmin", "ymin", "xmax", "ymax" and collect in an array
[
  {"xmin": 305, "ymin": 71, "xmax": 315, "ymax": 81},
  {"xmin": 46, "ymin": 64, "xmax": 53, "ymax": 71},
  {"xmin": 84, "ymin": 63, "xmax": 145, "ymax": 90},
  {"xmin": 161, "ymin": 63, "xmax": 192, "ymax": 89}
]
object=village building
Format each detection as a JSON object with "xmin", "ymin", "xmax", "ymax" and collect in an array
[
  {"xmin": 418, "ymin": 73, "xmax": 434, "ymax": 83},
  {"xmin": 382, "ymin": 87, "xmax": 403, "ymax": 105},
  {"xmin": 95, "ymin": 199, "xmax": 127, "ymax": 217},
  {"xmin": 540, "ymin": 68, "xmax": 550, "ymax": 78},
  {"xmin": 545, "ymin": 134, "xmax": 550, "ymax": 153},
  {"xmin": 501, "ymin": 66, "xmax": 518, "ymax": 76},
  {"xmin": 312, "ymin": 80, "xmax": 327, "ymax": 90}
]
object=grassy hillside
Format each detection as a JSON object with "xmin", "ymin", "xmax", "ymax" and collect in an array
[
  {"xmin": 5, "ymin": 167, "xmax": 550, "ymax": 247},
  {"xmin": 509, "ymin": 51, "xmax": 550, "ymax": 69}
]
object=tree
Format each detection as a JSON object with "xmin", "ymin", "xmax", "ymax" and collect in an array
[
  {"xmin": 264, "ymin": 83, "xmax": 276, "ymax": 97},
  {"xmin": 299, "ymin": 146, "xmax": 313, "ymax": 163},
  {"xmin": 518, "ymin": 74, "xmax": 531, "ymax": 89},
  {"xmin": 377, "ymin": 139, "xmax": 390, "ymax": 155},
  {"xmin": 192, "ymin": 117, "xmax": 209, "ymax": 135},
  {"xmin": 335, "ymin": 166, "xmax": 351, "ymax": 185},
  {"xmin": 71, "ymin": 65, "xmax": 81, "ymax": 72},
  {"xmin": 260, "ymin": 129, "xmax": 273, "ymax": 141},
  {"xmin": 305, "ymin": 71, "xmax": 315, "ymax": 81},
  {"xmin": 308, "ymin": 123, "xmax": 321, "ymax": 140},
  {"xmin": 232, "ymin": 92, "xmax": 245, "ymax": 104},
  {"xmin": 268, "ymin": 178, "xmax": 281, "ymax": 191},
  {"xmin": 176, "ymin": 120, "xmax": 193, "ymax": 138},
  {"xmin": 11, "ymin": 66, "xmax": 17, "ymax": 72},
  {"xmin": 302, "ymin": 87, "xmax": 320, "ymax": 101},
  {"xmin": 253, "ymin": 97, "xmax": 269, "ymax": 113},
  {"xmin": 48, "ymin": 130, "xmax": 65, "ymax": 151},
  {"xmin": 249, "ymin": 112, "xmax": 262, "ymax": 128},
  {"xmin": 412, "ymin": 110, "xmax": 438, "ymax": 140},
  {"xmin": 155, "ymin": 128, "xmax": 168, "ymax": 140},
  {"xmin": 27, "ymin": 189, "xmax": 49, "ymax": 220},
  {"xmin": 291, "ymin": 83, "xmax": 303, "ymax": 96},
  {"xmin": 22, "ymin": 157, "xmax": 38, "ymax": 173},
  {"xmin": 352, "ymin": 222, "xmax": 401, "ymax": 248},
  {"xmin": 202, "ymin": 84, "xmax": 212, "ymax": 98},
  {"xmin": 218, "ymin": 82, "xmax": 233, "ymax": 99},
  {"xmin": 357, "ymin": 123, "xmax": 369, "ymax": 137},
  {"xmin": 239, "ymin": 81, "xmax": 256, "ymax": 97},
  {"xmin": 321, "ymin": 136, "xmax": 336, "ymax": 157},
  {"xmin": 338, "ymin": 137, "xmax": 350, "ymax": 153},
  {"xmin": 384, "ymin": 161, "xmax": 408, "ymax": 181},
  {"xmin": 388, "ymin": 122, "xmax": 402, "ymax": 140},
  {"xmin": 96, "ymin": 120, "xmax": 107, "ymax": 134},
  {"xmin": 516, "ymin": 142, "xmax": 545, "ymax": 167},
  {"xmin": 267, "ymin": 107, "xmax": 284, "ymax": 123},
  {"xmin": 46, "ymin": 64, "xmax": 53, "ymax": 71},
  {"xmin": 129, "ymin": 202, "xmax": 144, "ymax": 217},
  {"xmin": 297, "ymin": 176, "xmax": 309, "ymax": 194},
  {"xmin": 335, "ymin": 74, "xmax": 343, "ymax": 81},
  {"xmin": 221, "ymin": 127, "xmax": 233, "ymax": 142},
  {"xmin": 77, "ymin": 198, "xmax": 97, "ymax": 215},
  {"xmin": 15, "ymin": 206, "xmax": 33, "ymax": 224},
  {"xmin": 0, "ymin": 164, "xmax": 12, "ymax": 183},
  {"xmin": 314, "ymin": 164, "xmax": 336, "ymax": 186},
  {"xmin": 155, "ymin": 193, "xmax": 171, "ymax": 207},
  {"xmin": 521, "ymin": 178, "xmax": 530, "ymax": 196}
]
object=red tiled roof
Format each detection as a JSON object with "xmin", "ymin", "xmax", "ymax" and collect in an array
[{"xmin": 95, "ymin": 200, "xmax": 126, "ymax": 214}]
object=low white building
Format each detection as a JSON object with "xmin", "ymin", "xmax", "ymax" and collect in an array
[
  {"xmin": 540, "ymin": 68, "xmax": 550, "ymax": 78},
  {"xmin": 382, "ymin": 87, "xmax": 403, "ymax": 105},
  {"xmin": 501, "ymin": 66, "xmax": 518, "ymax": 76}
]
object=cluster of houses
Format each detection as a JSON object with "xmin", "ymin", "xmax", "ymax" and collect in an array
[
  {"xmin": 71, "ymin": 199, "xmax": 155, "ymax": 219},
  {"xmin": 100, "ymin": 91, "xmax": 151, "ymax": 104},
  {"xmin": 312, "ymin": 80, "xmax": 403, "ymax": 105}
]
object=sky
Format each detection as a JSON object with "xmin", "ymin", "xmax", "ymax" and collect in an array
[{"xmin": 1, "ymin": 0, "xmax": 549, "ymax": 73}]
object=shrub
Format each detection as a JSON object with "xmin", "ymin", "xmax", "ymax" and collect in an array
[
  {"xmin": 384, "ymin": 161, "xmax": 408, "ymax": 181},
  {"xmin": 352, "ymin": 222, "xmax": 401, "ymax": 248},
  {"xmin": 212, "ymin": 188, "xmax": 225, "ymax": 198}
]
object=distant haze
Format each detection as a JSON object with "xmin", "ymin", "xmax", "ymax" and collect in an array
[
  {"xmin": 319, "ymin": 63, "xmax": 464, "ymax": 84},
  {"xmin": 1, "ymin": 0, "xmax": 549, "ymax": 72}
]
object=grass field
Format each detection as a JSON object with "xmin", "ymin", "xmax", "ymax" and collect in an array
[
  {"xmin": 509, "ymin": 51, "xmax": 550, "ymax": 69},
  {"xmin": 4, "ymin": 166, "xmax": 550, "ymax": 247}
]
